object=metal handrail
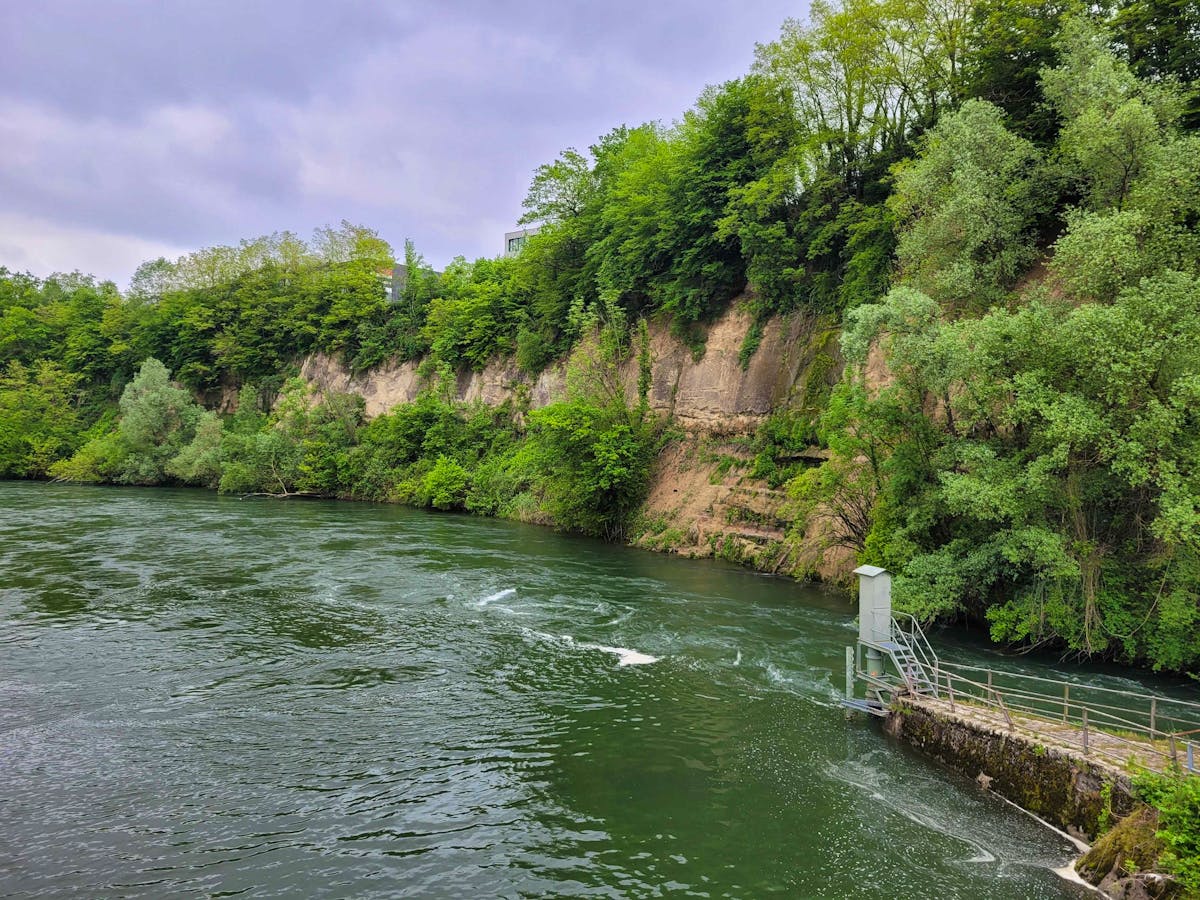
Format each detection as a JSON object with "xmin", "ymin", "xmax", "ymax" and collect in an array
[
  {"xmin": 939, "ymin": 660, "xmax": 1200, "ymax": 714},
  {"xmin": 917, "ymin": 665, "xmax": 1200, "ymax": 775},
  {"xmin": 890, "ymin": 615, "xmax": 939, "ymax": 667}
]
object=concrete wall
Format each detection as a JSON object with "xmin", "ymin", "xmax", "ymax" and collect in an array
[{"xmin": 884, "ymin": 699, "xmax": 1134, "ymax": 841}]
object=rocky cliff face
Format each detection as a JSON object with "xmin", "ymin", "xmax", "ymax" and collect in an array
[
  {"xmin": 300, "ymin": 299, "xmax": 853, "ymax": 580},
  {"xmin": 303, "ymin": 303, "xmax": 831, "ymax": 426}
]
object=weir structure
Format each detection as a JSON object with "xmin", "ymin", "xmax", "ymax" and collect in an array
[
  {"xmin": 841, "ymin": 565, "xmax": 941, "ymax": 717},
  {"xmin": 841, "ymin": 567, "xmax": 1200, "ymax": 779}
]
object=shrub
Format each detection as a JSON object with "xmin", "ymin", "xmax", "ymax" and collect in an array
[
  {"xmin": 1134, "ymin": 772, "xmax": 1200, "ymax": 893},
  {"xmin": 421, "ymin": 455, "xmax": 469, "ymax": 510}
]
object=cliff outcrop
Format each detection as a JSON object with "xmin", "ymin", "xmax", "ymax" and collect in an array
[{"xmin": 300, "ymin": 300, "xmax": 852, "ymax": 580}]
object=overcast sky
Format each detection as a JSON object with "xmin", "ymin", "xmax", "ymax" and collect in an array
[{"xmin": 1, "ymin": 1, "xmax": 804, "ymax": 289}]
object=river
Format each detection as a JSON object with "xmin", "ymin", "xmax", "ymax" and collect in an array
[{"xmin": 0, "ymin": 483, "xmax": 1110, "ymax": 898}]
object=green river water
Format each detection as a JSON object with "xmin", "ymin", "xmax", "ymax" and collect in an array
[{"xmin": 3, "ymin": 482, "xmax": 1157, "ymax": 898}]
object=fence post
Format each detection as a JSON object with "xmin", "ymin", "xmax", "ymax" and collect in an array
[
  {"xmin": 1063, "ymin": 684, "xmax": 1070, "ymax": 724},
  {"xmin": 1082, "ymin": 708, "xmax": 1089, "ymax": 755},
  {"xmin": 1169, "ymin": 734, "xmax": 1179, "ymax": 771},
  {"xmin": 987, "ymin": 669, "xmax": 993, "ymax": 703},
  {"xmin": 1150, "ymin": 697, "xmax": 1157, "ymax": 736},
  {"xmin": 948, "ymin": 677, "xmax": 956, "ymax": 712},
  {"xmin": 994, "ymin": 689, "xmax": 1014, "ymax": 732},
  {"xmin": 1189, "ymin": 742, "xmax": 1196, "ymax": 774}
]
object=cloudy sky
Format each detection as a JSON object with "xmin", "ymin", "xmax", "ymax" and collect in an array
[{"xmin": 1, "ymin": 1, "xmax": 804, "ymax": 288}]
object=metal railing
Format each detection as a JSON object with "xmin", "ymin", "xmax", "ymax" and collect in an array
[
  {"xmin": 892, "ymin": 615, "xmax": 940, "ymax": 681},
  {"xmin": 917, "ymin": 661, "xmax": 1200, "ymax": 775}
]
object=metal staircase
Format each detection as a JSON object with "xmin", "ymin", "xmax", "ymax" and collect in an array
[{"xmin": 874, "ymin": 615, "xmax": 939, "ymax": 696}]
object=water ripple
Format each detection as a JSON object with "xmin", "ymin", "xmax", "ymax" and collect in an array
[{"xmin": 0, "ymin": 483, "xmax": 1097, "ymax": 898}]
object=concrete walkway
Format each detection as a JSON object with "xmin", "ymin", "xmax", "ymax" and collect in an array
[{"xmin": 902, "ymin": 692, "xmax": 1187, "ymax": 777}]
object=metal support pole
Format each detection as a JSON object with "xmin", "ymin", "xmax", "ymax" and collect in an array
[
  {"xmin": 1082, "ymin": 708, "xmax": 1089, "ymax": 755},
  {"xmin": 1150, "ymin": 698, "xmax": 1157, "ymax": 736},
  {"xmin": 1063, "ymin": 684, "xmax": 1069, "ymax": 724},
  {"xmin": 845, "ymin": 647, "xmax": 855, "ymax": 704}
]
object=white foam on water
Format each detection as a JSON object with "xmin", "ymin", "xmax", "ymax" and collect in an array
[
  {"xmin": 588, "ymin": 644, "xmax": 660, "ymax": 666},
  {"xmin": 476, "ymin": 588, "xmax": 516, "ymax": 607},
  {"xmin": 763, "ymin": 662, "xmax": 791, "ymax": 685},
  {"xmin": 512, "ymin": 626, "xmax": 658, "ymax": 666},
  {"xmin": 823, "ymin": 760, "xmax": 998, "ymax": 864},
  {"xmin": 1054, "ymin": 863, "xmax": 1100, "ymax": 892},
  {"xmin": 517, "ymin": 627, "xmax": 560, "ymax": 645},
  {"xmin": 733, "ymin": 650, "xmax": 742, "ymax": 666},
  {"xmin": 601, "ymin": 608, "xmax": 635, "ymax": 627}
]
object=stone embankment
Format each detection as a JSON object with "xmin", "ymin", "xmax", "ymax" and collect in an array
[
  {"xmin": 886, "ymin": 695, "xmax": 1134, "ymax": 840},
  {"xmin": 885, "ymin": 696, "xmax": 1185, "ymax": 898}
]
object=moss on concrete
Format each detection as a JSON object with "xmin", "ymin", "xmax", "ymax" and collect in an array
[{"xmin": 884, "ymin": 700, "xmax": 1133, "ymax": 840}]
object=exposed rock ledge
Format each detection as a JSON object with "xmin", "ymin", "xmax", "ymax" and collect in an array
[
  {"xmin": 299, "ymin": 300, "xmax": 852, "ymax": 580},
  {"xmin": 300, "ymin": 301, "xmax": 834, "ymax": 433}
]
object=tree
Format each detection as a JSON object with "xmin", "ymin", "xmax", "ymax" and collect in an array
[
  {"xmin": 421, "ymin": 455, "xmax": 470, "ymax": 510},
  {"xmin": 49, "ymin": 358, "xmax": 209, "ymax": 484},
  {"xmin": 112, "ymin": 358, "xmax": 207, "ymax": 484},
  {"xmin": 889, "ymin": 99, "xmax": 1045, "ymax": 307},
  {"xmin": 0, "ymin": 360, "xmax": 83, "ymax": 477},
  {"xmin": 963, "ymin": 0, "xmax": 1071, "ymax": 142},
  {"xmin": 310, "ymin": 220, "xmax": 393, "ymax": 268},
  {"xmin": 819, "ymin": 271, "xmax": 1200, "ymax": 669},
  {"xmin": 1113, "ymin": 0, "xmax": 1200, "ymax": 128},
  {"xmin": 128, "ymin": 257, "xmax": 180, "ymax": 300},
  {"xmin": 520, "ymin": 149, "xmax": 597, "ymax": 225},
  {"xmin": 1042, "ymin": 16, "xmax": 1180, "ymax": 210},
  {"xmin": 167, "ymin": 411, "xmax": 224, "ymax": 488}
]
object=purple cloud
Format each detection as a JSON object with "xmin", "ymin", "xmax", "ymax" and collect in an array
[{"xmin": 1, "ymin": 0, "xmax": 804, "ymax": 286}]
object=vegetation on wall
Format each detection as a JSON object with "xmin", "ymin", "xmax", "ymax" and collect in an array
[{"xmin": 1134, "ymin": 772, "xmax": 1200, "ymax": 894}]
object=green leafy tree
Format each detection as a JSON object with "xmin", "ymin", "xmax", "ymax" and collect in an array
[
  {"xmin": 50, "ymin": 358, "xmax": 208, "ymax": 484},
  {"xmin": 1113, "ymin": 0, "xmax": 1200, "ymax": 127},
  {"xmin": 889, "ymin": 99, "xmax": 1045, "ymax": 307},
  {"xmin": 822, "ymin": 272, "xmax": 1200, "ymax": 669},
  {"xmin": 166, "ymin": 411, "xmax": 224, "ymax": 487},
  {"xmin": 420, "ymin": 455, "xmax": 470, "ymax": 510},
  {"xmin": 963, "ymin": 0, "xmax": 1071, "ymax": 142},
  {"xmin": 0, "ymin": 360, "xmax": 83, "ymax": 477},
  {"xmin": 113, "ymin": 358, "xmax": 206, "ymax": 484},
  {"xmin": 1042, "ymin": 16, "xmax": 1181, "ymax": 210}
]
